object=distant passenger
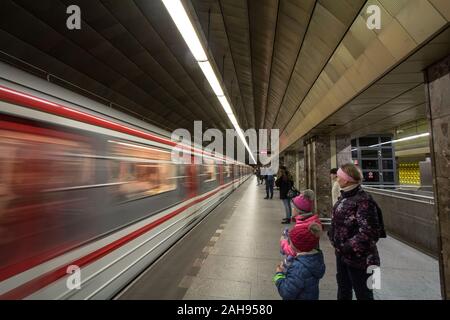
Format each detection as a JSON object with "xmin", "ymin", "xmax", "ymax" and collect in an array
[
  {"xmin": 255, "ymin": 166, "xmax": 261, "ymax": 185},
  {"xmin": 330, "ymin": 168, "xmax": 340, "ymax": 206},
  {"xmin": 276, "ymin": 167, "xmax": 294, "ymax": 223},
  {"xmin": 260, "ymin": 170, "xmax": 265, "ymax": 185},
  {"xmin": 264, "ymin": 166, "xmax": 274, "ymax": 199},
  {"xmin": 328, "ymin": 163, "xmax": 385, "ymax": 300},
  {"xmin": 274, "ymin": 221, "xmax": 325, "ymax": 300}
]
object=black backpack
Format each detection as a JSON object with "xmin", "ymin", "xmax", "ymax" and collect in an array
[{"xmin": 369, "ymin": 195, "xmax": 386, "ymax": 239}]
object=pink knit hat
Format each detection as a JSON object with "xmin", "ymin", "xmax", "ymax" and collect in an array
[{"xmin": 292, "ymin": 190, "xmax": 314, "ymax": 213}]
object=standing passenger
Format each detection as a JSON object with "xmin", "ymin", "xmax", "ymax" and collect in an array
[
  {"xmin": 255, "ymin": 166, "xmax": 261, "ymax": 185},
  {"xmin": 277, "ymin": 167, "xmax": 294, "ymax": 224},
  {"xmin": 330, "ymin": 168, "xmax": 340, "ymax": 206},
  {"xmin": 264, "ymin": 166, "xmax": 274, "ymax": 199},
  {"xmin": 328, "ymin": 163, "xmax": 384, "ymax": 300}
]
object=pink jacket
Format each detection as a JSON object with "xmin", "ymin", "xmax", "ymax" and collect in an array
[{"xmin": 294, "ymin": 214, "xmax": 321, "ymax": 227}]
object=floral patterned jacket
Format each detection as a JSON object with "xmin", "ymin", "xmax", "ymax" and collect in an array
[{"xmin": 328, "ymin": 185, "xmax": 382, "ymax": 270}]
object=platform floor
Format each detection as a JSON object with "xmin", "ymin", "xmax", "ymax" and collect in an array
[{"xmin": 117, "ymin": 177, "xmax": 442, "ymax": 300}]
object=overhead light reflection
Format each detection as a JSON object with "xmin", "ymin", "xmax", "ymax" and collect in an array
[{"xmin": 368, "ymin": 133, "xmax": 430, "ymax": 148}]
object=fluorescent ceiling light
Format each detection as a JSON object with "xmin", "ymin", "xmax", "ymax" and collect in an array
[
  {"xmin": 198, "ymin": 61, "xmax": 224, "ymax": 96},
  {"xmin": 161, "ymin": 0, "xmax": 207, "ymax": 61},
  {"xmin": 229, "ymin": 113, "xmax": 239, "ymax": 127},
  {"xmin": 369, "ymin": 133, "xmax": 430, "ymax": 148},
  {"xmin": 218, "ymin": 96, "xmax": 233, "ymax": 115},
  {"xmin": 162, "ymin": 0, "xmax": 256, "ymax": 164},
  {"xmin": 393, "ymin": 132, "xmax": 429, "ymax": 143}
]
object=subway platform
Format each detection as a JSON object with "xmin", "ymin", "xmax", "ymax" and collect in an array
[{"xmin": 117, "ymin": 177, "xmax": 441, "ymax": 300}]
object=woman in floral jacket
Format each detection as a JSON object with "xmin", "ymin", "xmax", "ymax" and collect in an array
[{"xmin": 328, "ymin": 163, "xmax": 384, "ymax": 300}]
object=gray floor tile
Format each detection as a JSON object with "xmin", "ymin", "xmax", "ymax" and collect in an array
[
  {"xmin": 184, "ymin": 278, "xmax": 251, "ymax": 299},
  {"xmin": 197, "ymin": 255, "xmax": 259, "ymax": 282},
  {"xmin": 250, "ymin": 280, "xmax": 281, "ymax": 300}
]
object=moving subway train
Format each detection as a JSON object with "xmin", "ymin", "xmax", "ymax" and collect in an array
[{"xmin": 0, "ymin": 62, "xmax": 251, "ymax": 299}]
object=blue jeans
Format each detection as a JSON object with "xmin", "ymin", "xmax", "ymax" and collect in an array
[
  {"xmin": 282, "ymin": 198, "xmax": 292, "ymax": 219},
  {"xmin": 265, "ymin": 180, "xmax": 274, "ymax": 198}
]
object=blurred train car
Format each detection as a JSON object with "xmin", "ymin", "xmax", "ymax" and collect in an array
[{"xmin": 0, "ymin": 62, "xmax": 251, "ymax": 299}]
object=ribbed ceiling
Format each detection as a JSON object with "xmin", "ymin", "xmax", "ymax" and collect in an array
[{"xmin": 0, "ymin": 0, "xmax": 448, "ymax": 151}]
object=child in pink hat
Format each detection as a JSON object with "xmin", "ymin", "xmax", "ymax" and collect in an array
[
  {"xmin": 280, "ymin": 190, "xmax": 321, "ymax": 265},
  {"xmin": 274, "ymin": 222, "xmax": 325, "ymax": 300},
  {"xmin": 292, "ymin": 189, "xmax": 315, "ymax": 217}
]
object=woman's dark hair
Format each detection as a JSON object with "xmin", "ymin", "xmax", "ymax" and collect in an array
[{"xmin": 330, "ymin": 168, "xmax": 338, "ymax": 174}]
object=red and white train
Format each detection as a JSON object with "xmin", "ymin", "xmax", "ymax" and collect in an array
[{"xmin": 0, "ymin": 61, "xmax": 251, "ymax": 299}]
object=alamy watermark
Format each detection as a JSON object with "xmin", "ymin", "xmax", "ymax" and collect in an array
[
  {"xmin": 366, "ymin": 5, "xmax": 381, "ymax": 30},
  {"xmin": 66, "ymin": 5, "xmax": 81, "ymax": 30},
  {"xmin": 367, "ymin": 265, "xmax": 381, "ymax": 290},
  {"xmin": 66, "ymin": 265, "xmax": 81, "ymax": 290}
]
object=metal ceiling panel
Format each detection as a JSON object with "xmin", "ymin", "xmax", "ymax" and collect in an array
[
  {"xmin": 396, "ymin": 0, "xmax": 447, "ymax": 44},
  {"xmin": 378, "ymin": 19, "xmax": 418, "ymax": 60},
  {"xmin": 1, "ymin": 0, "xmax": 448, "ymax": 150},
  {"xmin": 306, "ymin": 25, "xmax": 449, "ymax": 141},
  {"xmin": 351, "ymin": 103, "xmax": 427, "ymax": 137},
  {"xmin": 0, "ymin": 28, "xmax": 175, "ymax": 130},
  {"xmin": 280, "ymin": 9, "xmax": 447, "ymax": 152},
  {"xmin": 271, "ymin": 0, "xmax": 365, "ymax": 131},
  {"xmin": 219, "ymin": 0, "xmax": 255, "ymax": 128},
  {"xmin": 191, "ymin": 0, "xmax": 249, "ymax": 129},
  {"xmin": 429, "ymin": 0, "xmax": 450, "ymax": 21},
  {"xmin": 99, "ymin": 0, "xmax": 225, "ymax": 127},
  {"xmin": 248, "ymin": 0, "xmax": 278, "ymax": 130},
  {"xmin": 136, "ymin": 0, "xmax": 231, "ymax": 129},
  {"xmin": 378, "ymin": 0, "xmax": 410, "ymax": 17},
  {"xmin": 262, "ymin": 0, "xmax": 315, "ymax": 129},
  {"xmin": 2, "ymin": 0, "xmax": 189, "ymax": 129}
]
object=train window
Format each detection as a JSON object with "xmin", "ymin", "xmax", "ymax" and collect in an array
[
  {"xmin": 0, "ymin": 126, "xmax": 94, "ymax": 201},
  {"xmin": 202, "ymin": 163, "xmax": 217, "ymax": 182},
  {"xmin": 202, "ymin": 158, "xmax": 217, "ymax": 182},
  {"xmin": 224, "ymin": 165, "xmax": 231, "ymax": 178},
  {"xmin": 107, "ymin": 140, "xmax": 176, "ymax": 200}
]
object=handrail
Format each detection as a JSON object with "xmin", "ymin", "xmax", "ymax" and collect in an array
[
  {"xmin": 363, "ymin": 186, "xmax": 434, "ymax": 200},
  {"xmin": 363, "ymin": 186, "xmax": 434, "ymax": 205},
  {"xmin": 363, "ymin": 184, "xmax": 433, "ymax": 189}
]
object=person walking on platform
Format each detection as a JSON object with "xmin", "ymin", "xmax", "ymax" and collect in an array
[
  {"xmin": 264, "ymin": 166, "xmax": 274, "ymax": 199},
  {"xmin": 328, "ymin": 163, "xmax": 385, "ymax": 300},
  {"xmin": 276, "ymin": 167, "xmax": 294, "ymax": 223},
  {"xmin": 274, "ymin": 221, "xmax": 325, "ymax": 300}
]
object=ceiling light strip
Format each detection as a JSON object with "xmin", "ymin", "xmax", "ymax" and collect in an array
[
  {"xmin": 162, "ymin": 0, "xmax": 256, "ymax": 164},
  {"xmin": 368, "ymin": 133, "xmax": 430, "ymax": 148}
]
